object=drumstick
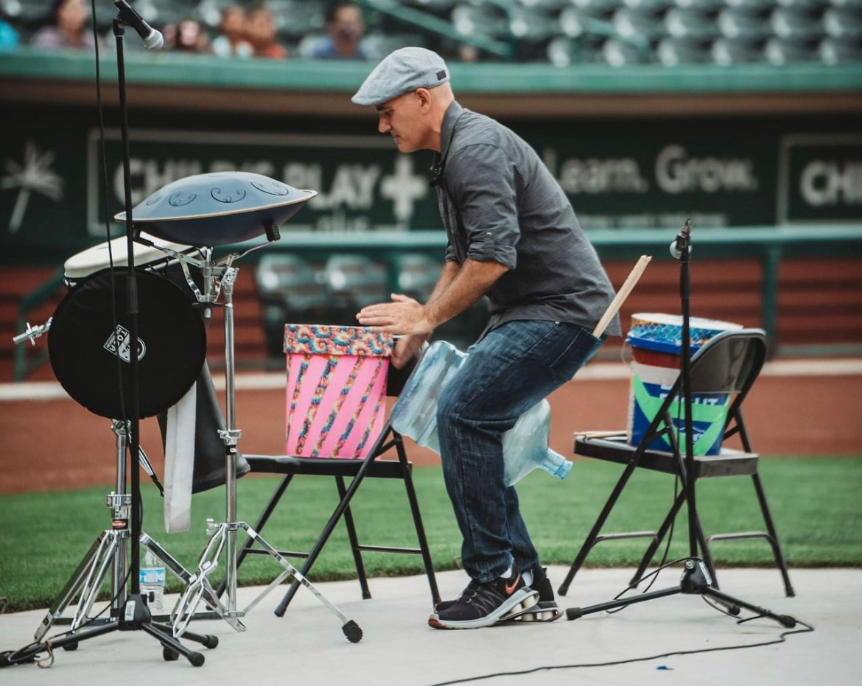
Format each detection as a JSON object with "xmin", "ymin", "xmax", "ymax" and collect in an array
[
  {"xmin": 575, "ymin": 430, "xmax": 627, "ymax": 439},
  {"xmin": 593, "ymin": 255, "xmax": 652, "ymax": 338}
]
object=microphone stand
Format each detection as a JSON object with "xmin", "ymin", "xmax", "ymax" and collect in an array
[
  {"xmin": 565, "ymin": 221, "xmax": 797, "ymax": 628},
  {"xmin": 1, "ymin": 15, "xmax": 210, "ymax": 669}
]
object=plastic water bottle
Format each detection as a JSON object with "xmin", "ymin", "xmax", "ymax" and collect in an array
[
  {"xmin": 391, "ymin": 341, "xmax": 573, "ymax": 486},
  {"xmin": 140, "ymin": 549, "xmax": 165, "ymax": 610}
]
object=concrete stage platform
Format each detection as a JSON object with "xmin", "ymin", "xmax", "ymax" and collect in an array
[{"xmin": 1, "ymin": 567, "xmax": 859, "ymax": 686}]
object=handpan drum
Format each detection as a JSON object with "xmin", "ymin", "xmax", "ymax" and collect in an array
[
  {"xmin": 49, "ymin": 267, "xmax": 206, "ymax": 419},
  {"xmin": 114, "ymin": 172, "xmax": 317, "ymax": 246}
]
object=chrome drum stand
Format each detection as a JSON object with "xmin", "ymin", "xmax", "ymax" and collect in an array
[
  {"xmin": 32, "ymin": 420, "xmax": 221, "ymax": 654},
  {"xmin": 164, "ymin": 244, "xmax": 363, "ymax": 643}
]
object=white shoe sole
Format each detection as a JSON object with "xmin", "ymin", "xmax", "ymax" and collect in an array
[
  {"xmin": 502, "ymin": 601, "xmax": 564, "ymax": 623},
  {"xmin": 428, "ymin": 589, "xmax": 538, "ymax": 630}
]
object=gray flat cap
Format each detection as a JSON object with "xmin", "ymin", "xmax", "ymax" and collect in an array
[{"xmin": 352, "ymin": 47, "xmax": 450, "ymax": 107}]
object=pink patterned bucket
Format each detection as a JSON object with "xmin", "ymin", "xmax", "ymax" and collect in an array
[{"xmin": 284, "ymin": 324, "xmax": 393, "ymax": 459}]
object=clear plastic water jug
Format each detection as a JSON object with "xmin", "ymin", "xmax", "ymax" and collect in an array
[{"xmin": 390, "ymin": 341, "xmax": 572, "ymax": 487}]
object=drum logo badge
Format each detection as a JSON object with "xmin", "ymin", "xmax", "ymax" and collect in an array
[{"xmin": 103, "ymin": 325, "xmax": 147, "ymax": 363}]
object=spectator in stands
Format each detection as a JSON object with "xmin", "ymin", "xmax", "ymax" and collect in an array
[
  {"xmin": 163, "ymin": 18, "xmax": 210, "ymax": 54},
  {"xmin": 247, "ymin": 4, "xmax": 288, "ymax": 60},
  {"xmin": 212, "ymin": 5, "xmax": 254, "ymax": 58},
  {"xmin": 313, "ymin": 2, "xmax": 366, "ymax": 60},
  {"xmin": 31, "ymin": 0, "xmax": 96, "ymax": 50}
]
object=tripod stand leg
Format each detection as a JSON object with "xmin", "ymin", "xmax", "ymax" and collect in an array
[
  {"xmin": 703, "ymin": 587, "xmax": 797, "ymax": 628},
  {"xmin": 71, "ymin": 534, "xmax": 118, "ymax": 631},
  {"xmin": 567, "ymin": 585, "xmax": 683, "ymax": 620},
  {"xmin": 34, "ymin": 535, "xmax": 105, "ymax": 641},
  {"xmin": 239, "ymin": 524, "xmax": 363, "ymax": 643},
  {"xmin": 151, "ymin": 623, "xmax": 218, "ymax": 649},
  {"xmin": 140, "ymin": 623, "xmax": 204, "ymax": 666},
  {"xmin": 170, "ymin": 525, "xmax": 245, "ymax": 636}
]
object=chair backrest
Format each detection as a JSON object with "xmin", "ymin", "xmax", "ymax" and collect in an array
[
  {"xmin": 689, "ymin": 328, "xmax": 768, "ymax": 398},
  {"xmin": 640, "ymin": 328, "xmax": 767, "ymax": 454},
  {"xmin": 688, "ymin": 328, "xmax": 768, "ymax": 429}
]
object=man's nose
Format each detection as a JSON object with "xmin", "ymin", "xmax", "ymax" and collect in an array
[{"xmin": 378, "ymin": 117, "xmax": 389, "ymax": 134}]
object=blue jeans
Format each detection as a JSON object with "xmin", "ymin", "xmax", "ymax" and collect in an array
[{"xmin": 437, "ymin": 320, "xmax": 604, "ymax": 583}]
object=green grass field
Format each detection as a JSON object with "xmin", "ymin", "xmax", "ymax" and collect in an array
[{"xmin": 1, "ymin": 457, "xmax": 860, "ymax": 611}]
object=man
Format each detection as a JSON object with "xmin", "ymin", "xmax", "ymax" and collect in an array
[
  {"xmin": 354, "ymin": 48, "xmax": 620, "ymax": 630},
  {"xmin": 313, "ymin": 2, "xmax": 366, "ymax": 60}
]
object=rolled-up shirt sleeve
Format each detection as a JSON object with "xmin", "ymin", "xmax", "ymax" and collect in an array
[{"xmin": 447, "ymin": 144, "xmax": 519, "ymax": 270}]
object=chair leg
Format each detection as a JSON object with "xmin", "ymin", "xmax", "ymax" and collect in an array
[
  {"xmin": 396, "ymin": 437, "xmax": 441, "ymax": 606},
  {"xmin": 631, "ymin": 488, "xmax": 687, "ymax": 587},
  {"xmin": 751, "ymin": 472, "xmax": 795, "ymax": 597},
  {"xmin": 217, "ymin": 474, "xmax": 294, "ymax": 598},
  {"xmin": 274, "ymin": 451, "xmax": 379, "ymax": 617},
  {"xmin": 336, "ymin": 476, "xmax": 371, "ymax": 600},
  {"xmin": 558, "ymin": 461, "xmax": 639, "ymax": 597}
]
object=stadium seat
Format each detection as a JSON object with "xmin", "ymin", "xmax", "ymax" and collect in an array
[
  {"xmin": 295, "ymin": 32, "xmax": 328, "ymax": 58},
  {"xmin": 266, "ymin": 0, "xmax": 326, "ymax": 40},
  {"xmin": 401, "ymin": 0, "xmax": 459, "ymax": 12},
  {"xmin": 572, "ymin": 0, "xmax": 625, "ymax": 15},
  {"xmin": 717, "ymin": 7, "xmax": 773, "ymax": 41},
  {"xmin": 194, "ymin": 0, "xmax": 239, "ymax": 29},
  {"xmin": 612, "ymin": 7, "xmax": 666, "ymax": 42},
  {"xmin": 656, "ymin": 36, "xmax": 712, "ymax": 64},
  {"xmin": 623, "ymin": 0, "xmax": 673, "ymax": 11},
  {"xmin": 602, "ymin": 36, "xmax": 652, "ymax": 64},
  {"xmin": 509, "ymin": 4, "xmax": 559, "ymax": 43},
  {"xmin": 770, "ymin": 7, "xmax": 826, "ymax": 41},
  {"xmin": 724, "ymin": 0, "xmax": 776, "ymax": 11},
  {"xmin": 394, "ymin": 253, "xmax": 444, "ymax": 302},
  {"xmin": 547, "ymin": 34, "xmax": 604, "ymax": 64},
  {"xmin": 711, "ymin": 36, "xmax": 767, "ymax": 63},
  {"xmin": 324, "ymin": 254, "xmax": 389, "ymax": 311},
  {"xmin": 361, "ymin": 32, "xmax": 427, "ymax": 60},
  {"xmin": 451, "ymin": 2, "xmax": 510, "ymax": 39},
  {"xmin": 823, "ymin": 6, "xmax": 862, "ymax": 38},
  {"xmin": 0, "ymin": 0, "xmax": 54, "ymax": 28},
  {"xmin": 776, "ymin": 0, "xmax": 828, "ymax": 9},
  {"xmin": 819, "ymin": 35, "xmax": 862, "ymax": 62},
  {"xmin": 517, "ymin": 0, "xmax": 570, "ymax": 10},
  {"xmin": 558, "ymin": 330, "xmax": 794, "ymax": 599},
  {"xmin": 765, "ymin": 35, "xmax": 819, "ymax": 63},
  {"xmin": 672, "ymin": 0, "xmax": 725, "ymax": 11},
  {"xmin": 665, "ymin": 8, "xmax": 720, "ymax": 40},
  {"xmin": 560, "ymin": 7, "xmax": 617, "ymax": 38}
]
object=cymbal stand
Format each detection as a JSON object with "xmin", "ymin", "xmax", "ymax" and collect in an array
[
  {"xmin": 30, "ymin": 420, "xmax": 220, "ymax": 651},
  {"xmin": 158, "ymin": 242, "xmax": 362, "ymax": 643}
]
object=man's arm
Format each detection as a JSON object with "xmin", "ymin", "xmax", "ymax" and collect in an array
[
  {"xmin": 425, "ymin": 259, "xmax": 507, "ymax": 328},
  {"xmin": 374, "ymin": 260, "xmax": 460, "ymax": 368},
  {"xmin": 356, "ymin": 258, "xmax": 508, "ymax": 338}
]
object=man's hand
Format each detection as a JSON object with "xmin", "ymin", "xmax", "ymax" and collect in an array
[
  {"xmin": 356, "ymin": 294, "xmax": 435, "ymax": 335},
  {"xmin": 391, "ymin": 333, "xmax": 428, "ymax": 369}
]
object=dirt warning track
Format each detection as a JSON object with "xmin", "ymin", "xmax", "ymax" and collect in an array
[{"xmin": 2, "ymin": 367, "xmax": 860, "ymax": 495}]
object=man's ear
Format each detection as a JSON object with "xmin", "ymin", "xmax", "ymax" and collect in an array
[{"xmin": 415, "ymin": 88, "xmax": 432, "ymax": 111}]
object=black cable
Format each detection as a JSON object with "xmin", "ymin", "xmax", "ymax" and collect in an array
[
  {"xmin": 422, "ymin": 619, "xmax": 815, "ymax": 686},
  {"xmin": 91, "ymin": 0, "xmax": 129, "ymax": 432}
]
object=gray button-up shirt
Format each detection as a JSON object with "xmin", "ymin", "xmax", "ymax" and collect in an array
[{"xmin": 435, "ymin": 101, "xmax": 621, "ymax": 338}]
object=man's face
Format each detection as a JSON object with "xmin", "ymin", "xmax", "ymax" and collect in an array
[{"xmin": 375, "ymin": 92, "xmax": 430, "ymax": 154}]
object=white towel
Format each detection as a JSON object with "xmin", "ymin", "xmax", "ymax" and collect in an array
[{"xmin": 163, "ymin": 382, "xmax": 197, "ymax": 533}]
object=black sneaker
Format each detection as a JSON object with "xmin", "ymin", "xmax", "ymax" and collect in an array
[
  {"xmin": 501, "ymin": 566, "xmax": 563, "ymax": 623},
  {"xmin": 428, "ymin": 573, "xmax": 538, "ymax": 630},
  {"xmin": 433, "ymin": 578, "xmax": 480, "ymax": 614}
]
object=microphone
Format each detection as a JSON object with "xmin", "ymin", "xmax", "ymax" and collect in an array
[
  {"xmin": 669, "ymin": 219, "xmax": 691, "ymax": 260},
  {"xmin": 112, "ymin": 0, "xmax": 164, "ymax": 50}
]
